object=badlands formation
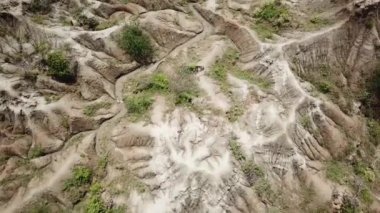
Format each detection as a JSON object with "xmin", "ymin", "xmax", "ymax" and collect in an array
[{"xmin": 0, "ymin": 0, "xmax": 380, "ymax": 212}]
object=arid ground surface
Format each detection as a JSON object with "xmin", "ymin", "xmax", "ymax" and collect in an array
[{"xmin": 0, "ymin": 0, "xmax": 380, "ymax": 212}]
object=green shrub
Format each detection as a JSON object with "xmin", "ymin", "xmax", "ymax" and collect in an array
[
  {"xmin": 29, "ymin": 146, "xmax": 44, "ymax": 158},
  {"xmin": 27, "ymin": 0, "xmax": 53, "ymax": 14},
  {"xmin": 176, "ymin": 91, "xmax": 197, "ymax": 105},
  {"xmin": 242, "ymin": 160, "xmax": 265, "ymax": 185},
  {"xmin": 210, "ymin": 63, "xmax": 227, "ymax": 82},
  {"xmin": 229, "ymin": 140, "xmax": 246, "ymax": 162},
  {"xmin": 85, "ymin": 183, "xmax": 106, "ymax": 213},
  {"xmin": 325, "ymin": 161, "xmax": 348, "ymax": 184},
  {"xmin": 149, "ymin": 73, "xmax": 169, "ymax": 91},
  {"xmin": 255, "ymin": 178, "xmax": 276, "ymax": 204},
  {"xmin": 118, "ymin": 25, "xmax": 154, "ymax": 64},
  {"xmin": 359, "ymin": 188, "xmax": 373, "ymax": 204},
  {"xmin": 124, "ymin": 94, "xmax": 153, "ymax": 116},
  {"xmin": 317, "ymin": 81, "xmax": 331, "ymax": 94},
  {"xmin": 226, "ymin": 105, "xmax": 244, "ymax": 122},
  {"xmin": 64, "ymin": 166, "xmax": 92, "ymax": 190},
  {"xmin": 253, "ymin": 0, "xmax": 290, "ymax": 30},
  {"xmin": 46, "ymin": 51, "xmax": 75, "ymax": 83}
]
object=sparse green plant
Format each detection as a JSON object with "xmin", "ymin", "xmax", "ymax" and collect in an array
[
  {"xmin": 83, "ymin": 102, "xmax": 112, "ymax": 117},
  {"xmin": 210, "ymin": 63, "xmax": 227, "ymax": 82},
  {"xmin": 118, "ymin": 25, "xmax": 154, "ymax": 64},
  {"xmin": 29, "ymin": 145, "xmax": 44, "ymax": 158},
  {"xmin": 300, "ymin": 115, "xmax": 312, "ymax": 129},
  {"xmin": 148, "ymin": 73, "xmax": 170, "ymax": 91},
  {"xmin": 317, "ymin": 81, "xmax": 331, "ymax": 94},
  {"xmin": 78, "ymin": 15, "xmax": 99, "ymax": 30},
  {"xmin": 242, "ymin": 160, "xmax": 265, "ymax": 185},
  {"xmin": 124, "ymin": 94, "xmax": 153, "ymax": 119},
  {"xmin": 359, "ymin": 188, "xmax": 373, "ymax": 204},
  {"xmin": 325, "ymin": 161, "xmax": 349, "ymax": 184},
  {"xmin": 46, "ymin": 51, "xmax": 76, "ymax": 83},
  {"xmin": 226, "ymin": 105, "xmax": 244, "ymax": 122},
  {"xmin": 85, "ymin": 183, "xmax": 106, "ymax": 213},
  {"xmin": 255, "ymin": 178, "xmax": 277, "ymax": 204},
  {"xmin": 252, "ymin": 0, "xmax": 291, "ymax": 39},
  {"xmin": 176, "ymin": 91, "xmax": 197, "ymax": 105},
  {"xmin": 229, "ymin": 140, "xmax": 246, "ymax": 162},
  {"xmin": 27, "ymin": 0, "xmax": 53, "ymax": 14},
  {"xmin": 64, "ymin": 165, "xmax": 93, "ymax": 190}
]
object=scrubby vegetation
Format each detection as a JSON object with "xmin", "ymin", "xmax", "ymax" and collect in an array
[
  {"xmin": 83, "ymin": 102, "xmax": 112, "ymax": 117},
  {"xmin": 118, "ymin": 25, "xmax": 154, "ymax": 64},
  {"xmin": 325, "ymin": 161, "xmax": 350, "ymax": 184},
  {"xmin": 64, "ymin": 166, "xmax": 93, "ymax": 190},
  {"xmin": 210, "ymin": 49, "xmax": 272, "ymax": 91},
  {"xmin": 123, "ymin": 67, "xmax": 201, "ymax": 120},
  {"xmin": 124, "ymin": 94, "xmax": 153, "ymax": 120},
  {"xmin": 27, "ymin": 0, "xmax": 54, "ymax": 14},
  {"xmin": 28, "ymin": 145, "xmax": 44, "ymax": 159},
  {"xmin": 46, "ymin": 51, "xmax": 76, "ymax": 83},
  {"xmin": 252, "ymin": 0, "xmax": 291, "ymax": 39}
]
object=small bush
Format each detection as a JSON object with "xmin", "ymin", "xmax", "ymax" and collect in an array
[
  {"xmin": 317, "ymin": 81, "xmax": 331, "ymax": 94},
  {"xmin": 148, "ymin": 73, "xmax": 169, "ymax": 91},
  {"xmin": 29, "ymin": 146, "xmax": 44, "ymax": 158},
  {"xmin": 118, "ymin": 25, "xmax": 154, "ymax": 64},
  {"xmin": 64, "ymin": 166, "xmax": 92, "ymax": 190},
  {"xmin": 254, "ymin": 0, "xmax": 290, "ymax": 25},
  {"xmin": 210, "ymin": 63, "xmax": 227, "ymax": 82},
  {"xmin": 124, "ymin": 94, "xmax": 153, "ymax": 117},
  {"xmin": 176, "ymin": 91, "xmax": 197, "ymax": 105},
  {"xmin": 242, "ymin": 160, "xmax": 265, "ymax": 185},
  {"xmin": 255, "ymin": 178, "xmax": 277, "ymax": 204},
  {"xmin": 46, "ymin": 51, "xmax": 76, "ymax": 83},
  {"xmin": 229, "ymin": 140, "xmax": 246, "ymax": 162},
  {"xmin": 27, "ymin": 0, "xmax": 53, "ymax": 14},
  {"xmin": 325, "ymin": 161, "xmax": 349, "ymax": 184},
  {"xmin": 359, "ymin": 188, "xmax": 373, "ymax": 204},
  {"xmin": 226, "ymin": 105, "xmax": 244, "ymax": 122},
  {"xmin": 85, "ymin": 183, "xmax": 106, "ymax": 213}
]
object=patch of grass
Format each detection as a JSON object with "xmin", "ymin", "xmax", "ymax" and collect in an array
[
  {"xmin": 353, "ymin": 162, "xmax": 376, "ymax": 183},
  {"xmin": 211, "ymin": 49, "xmax": 272, "ymax": 90},
  {"xmin": 64, "ymin": 165, "xmax": 93, "ymax": 190},
  {"xmin": 229, "ymin": 139, "xmax": 246, "ymax": 162},
  {"xmin": 325, "ymin": 161, "xmax": 350, "ymax": 184},
  {"xmin": 123, "ymin": 94, "xmax": 153, "ymax": 120},
  {"xmin": 83, "ymin": 102, "xmax": 112, "ymax": 117},
  {"xmin": 255, "ymin": 178, "xmax": 277, "ymax": 204},
  {"xmin": 85, "ymin": 183, "xmax": 107, "ymax": 213},
  {"xmin": 149, "ymin": 73, "xmax": 170, "ymax": 91},
  {"xmin": 359, "ymin": 188, "xmax": 373, "ymax": 205},
  {"xmin": 46, "ymin": 51, "xmax": 76, "ymax": 83},
  {"xmin": 226, "ymin": 105, "xmax": 244, "ymax": 122},
  {"xmin": 317, "ymin": 81, "xmax": 332, "ymax": 94},
  {"xmin": 252, "ymin": 0, "xmax": 291, "ymax": 39},
  {"xmin": 242, "ymin": 160, "xmax": 265, "ymax": 185},
  {"xmin": 252, "ymin": 23, "xmax": 275, "ymax": 39},
  {"xmin": 29, "ymin": 145, "xmax": 44, "ymax": 158},
  {"xmin": 300, "ymin": 115, "xmax": 312, "ymax": 129},
  {"xmin": 118, "ymin": 24, "xmax": 154, "ymax": 64},
  {"xmin": 27, "ymin": 0, "xmax": 53, "ymax": 14}
]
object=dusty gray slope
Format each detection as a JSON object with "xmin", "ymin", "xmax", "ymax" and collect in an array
[{"xmin": 0, "ymin": 0, "xmax": 379, "ymax": 212}]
